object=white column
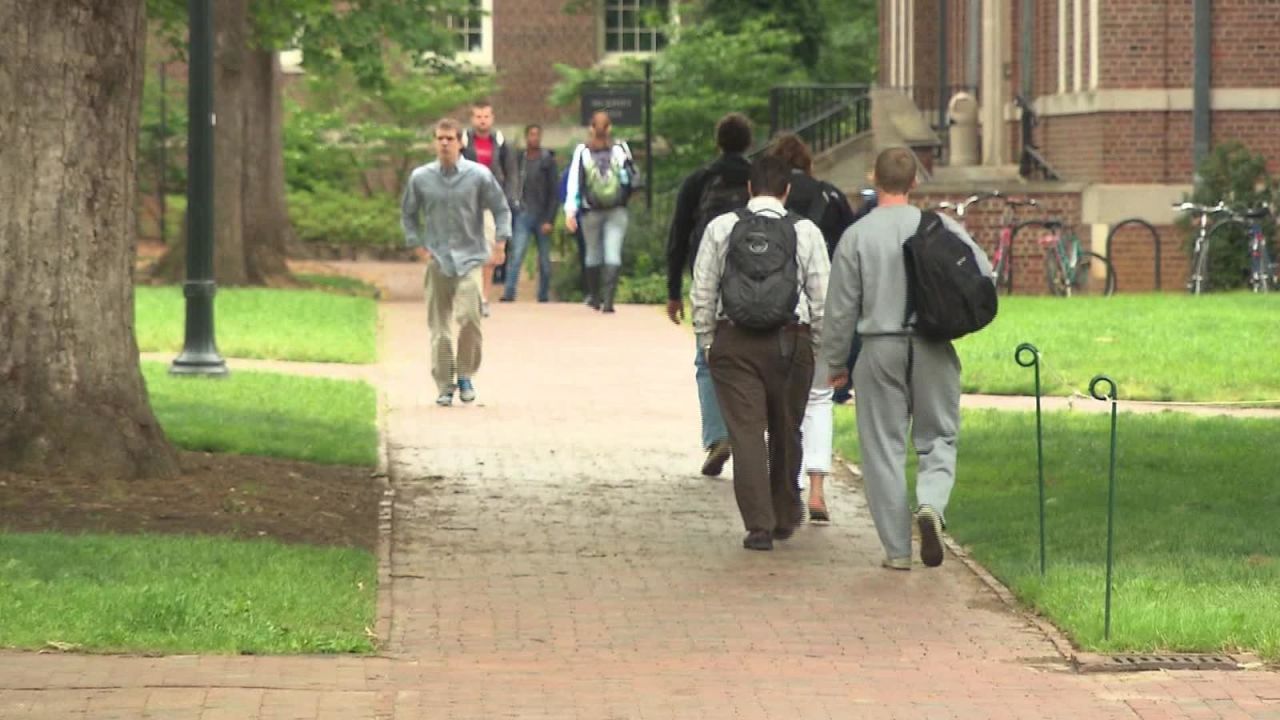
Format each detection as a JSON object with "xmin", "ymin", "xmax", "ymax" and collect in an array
[
  {"xmin": 1073, "ymin": 0, "xmax": 1084, "ymax": 91},
  {"xmin": 1058, "ymin": 0, "xmax": 1068, "ymax": 94},
  {"xmin": 981, "ymin": 0, "xmax": 1007, "ymax": 164},
  {"xmin": 1089, "ymin": 0, "xmax": 1100, "ymax": 89},
  {"xmin": 906, "ymin": 0, "xmax": 915, "ymax": 86}
]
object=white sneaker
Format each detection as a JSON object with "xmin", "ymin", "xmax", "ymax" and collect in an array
[{"xmin": 881, "ymin": 557, "xmax": 912, "ymax": 571}]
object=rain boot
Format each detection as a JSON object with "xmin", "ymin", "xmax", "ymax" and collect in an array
[
  {"xmin": 584, "ymin": 265, "xmax": 602, "ymax": 310},
  {"xmin": 600, "ymin": 264, "xmax": 621, "ymax": 314}
]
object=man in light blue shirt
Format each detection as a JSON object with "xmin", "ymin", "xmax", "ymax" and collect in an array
[{"xmin": 402, "ymin": 118, "xmax": 512, "ymax": 407}]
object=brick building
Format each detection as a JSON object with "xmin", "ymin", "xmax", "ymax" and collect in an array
[
  {"xmin": 284, "ymin": 0, "xmax": 672, "ymax": 144},
  {"xmin": 872, "ymin": 0, "xmax": 1280, "ymax": 292}
]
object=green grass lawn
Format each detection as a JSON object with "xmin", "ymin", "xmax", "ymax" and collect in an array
[
  {"xmin": 834, "ymin": 406, "xmax": 1280, "ymax": 660},
  {"xmin": 956, "ymin": 293, "xmax": 1280, "ymax": 402},
  {"xmin": 135, "ymin": 285, "xmax": 377, "ymax": 364},
  {"xmin": 0, "ymin": 533, "xmax": 375, "ymax": 654},
  {"xmin": 0, "ymin": 367, "xmax": 380, "ymax": 654},
  {"xmin": 144, "ymin": 362, "xmax": 377, "ymax": 466}
]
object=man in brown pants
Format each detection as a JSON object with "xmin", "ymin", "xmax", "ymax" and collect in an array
[{"xmin": 690, "ymin": 156, "xmax": 830, "ymax": 551}]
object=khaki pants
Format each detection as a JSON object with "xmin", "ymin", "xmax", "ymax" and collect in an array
[{"xmin": 425, "ymin": 258, "xmax": 484, "ymax": 394}]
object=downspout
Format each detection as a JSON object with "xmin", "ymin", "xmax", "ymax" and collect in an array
[
  {"xmin": 1192, "ymin": 0, "xmax": 1212, "ymax": 187},
  {"xmin": 1020, "ymin": 0, "xmax": 1034, "ymax": 99},
  {"xmin": 938, "ymin": 0, "xmax": 949, "ymax": 129}
]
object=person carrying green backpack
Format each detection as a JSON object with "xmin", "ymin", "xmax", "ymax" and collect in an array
[{"xmin": 564, "ymin": 110, "xmax": 641, "ymax": 314}]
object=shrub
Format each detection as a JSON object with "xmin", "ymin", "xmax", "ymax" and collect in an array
[{"xmin": 288, "ymin": 187, "xmax": 403, "ymax": 247}]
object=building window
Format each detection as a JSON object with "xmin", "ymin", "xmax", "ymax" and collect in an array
[
  {"xmin": 603, "ymin": 0, "xmax": 669, "ymax": 55},
  {"xmin": 448, "ymin": 0, "xmax": 493, "ymax": 66}
]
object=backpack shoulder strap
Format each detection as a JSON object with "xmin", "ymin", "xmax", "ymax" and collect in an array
[{"xmin": 732, "ymin": 207, "xmax": 752, "ymax": 222}]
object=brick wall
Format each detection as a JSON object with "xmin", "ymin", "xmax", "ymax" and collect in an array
[
  {"xmin": 491, "ymin": 0, "xmax": 597, "ymax": 125},
  {"xmin": 1041, "ymin": 113, "xmax": 1104, "ymax": 182},
  {"xmin": 897, "ymin": 190, "xmax": 1189, "ymax": 293}
]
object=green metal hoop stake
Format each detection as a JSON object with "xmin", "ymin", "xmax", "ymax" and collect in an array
[
  {"xmin": 1089, "ymin": 374, "xmax": 1119, "ymax": 641},
  {"xmin": 1015, "ymin": 343, "xmax": 1047, "ymax": 576}
]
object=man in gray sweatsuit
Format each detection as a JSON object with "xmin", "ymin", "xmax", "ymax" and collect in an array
[{"xmin": 823, "ymin": 147, "xmax": 993, "ymax": 570}]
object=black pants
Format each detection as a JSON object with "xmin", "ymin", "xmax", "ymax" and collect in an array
[{"xmin": 708, "ymin": 322, "xmax": 814, "ymax": 533}]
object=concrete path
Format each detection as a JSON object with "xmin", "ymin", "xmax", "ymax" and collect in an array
[{"xmin": 4, "ymin": 264, "xmax": 1279, "ymax": 718}]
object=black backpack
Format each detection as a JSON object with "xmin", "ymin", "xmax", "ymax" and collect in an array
[
  {"xmin": 692, "ymin": 170, "xmax": 751, "ymax": 246},
  {"xmin": 721, "ymin": 209, "xmax": 802, "ymax": 331},
  {"xmin": 903, "ymin": 211, "xmax": 997, "ymax": 341}
]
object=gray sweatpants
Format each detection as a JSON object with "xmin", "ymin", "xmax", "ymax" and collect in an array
[{"xmin": 853, "ymin": 335, "xmax": 961, "ymax": 561}]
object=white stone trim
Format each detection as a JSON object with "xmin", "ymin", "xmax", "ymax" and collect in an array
[
  {"xmin": 1005, "ymin": 88, "xmax": 1280, "ymax": 118},
  {"xmin": 1088, "ymin": 0, "xmax": 1100, "ymax": 90},
  {"xmin": 1058, "ymin": 0, "xmax": 1069, "ymax": 94},
  {"xmin": 1081, "ymin": 183, "xmax": 1193, "ymax": 226},
  {"xmin": 1072, "ymin": 0, "xmax": 1084, "ymax": 92}
]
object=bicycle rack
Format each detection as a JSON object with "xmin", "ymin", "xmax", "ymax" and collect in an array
[
  {"xmin": 1106, "ymin": 219, "xmax": 1163, "ymax": 292},
  {"xmin": 1008, "ymin": 220, "xmax": 1059, "ymax": 295}
]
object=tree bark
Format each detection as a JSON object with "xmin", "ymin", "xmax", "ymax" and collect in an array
[
  {"xmin": 211, "ymin": 0, "xmax": 249, "ymax": 286},
  {"xmin": 153, "ymin": 3, "xmax": 294, "ymax": 287},
  {"xmin": 0, "ymin": 0, "xmax": 179, "ymax": 479},
  {"xmin": 241, "ymin": 49, "xmax": 294, "ymax": 286}
]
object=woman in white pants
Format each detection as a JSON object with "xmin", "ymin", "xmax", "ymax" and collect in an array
[{"xmin": 799, "ymin": 359, "xmax": 834, "ymax": 521}]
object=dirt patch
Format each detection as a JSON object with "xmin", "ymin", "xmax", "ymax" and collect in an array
[{"xmin": 0, "ymin": 452, "xmax": 379, "ymax": 551}]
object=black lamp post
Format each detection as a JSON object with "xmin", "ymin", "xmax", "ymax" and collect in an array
[{"xmin": 170, "ymin": 0, "xmax": 227, "ymax": 377}]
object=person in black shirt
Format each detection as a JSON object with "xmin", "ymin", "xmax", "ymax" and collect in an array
[
  {"xmin": 666, "ymin": 113, "xmax": 755, "ymax": 478},
  {"xmin": 766, "ymin": 133, "xmax": 858, "ymax": 523}
]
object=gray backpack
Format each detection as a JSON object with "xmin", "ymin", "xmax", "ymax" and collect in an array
[{"xmin": 720, "ymin": 209, "xmax": 802, "ymax": 331}]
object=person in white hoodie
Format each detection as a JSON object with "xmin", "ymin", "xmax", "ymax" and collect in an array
[
  {"xmin": 461, "ymin": 101, "xmax": 517, "ymax": 315},
  {"xmin": 564, "ymin": 111, "xmax": 638, "ymax": 314}
]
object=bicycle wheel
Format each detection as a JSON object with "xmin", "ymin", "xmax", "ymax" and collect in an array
[
  {"xmin": 993, "ymin": 255, "xmax": 1014, "ymax": 295},
  {"xmin": 1188, "ymin": 237, "xmax": 1212, "ymax": 295},
  {"xmin": 1045, "ymin": 251, "xmax": 1115, "ymax": 297}
]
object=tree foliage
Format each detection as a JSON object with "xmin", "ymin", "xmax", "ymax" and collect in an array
[
  {"xmin": 549, "ymin": 16, "xmax": 806, "ymax": 187},
  {"xmin": 698, "ymin": 0, "xmax": 824, "ymax": 70}
]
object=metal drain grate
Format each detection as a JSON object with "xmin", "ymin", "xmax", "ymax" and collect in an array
[{"xmin": 1102, "ymin": 654, "xmax": 1239, "ymax": 671}]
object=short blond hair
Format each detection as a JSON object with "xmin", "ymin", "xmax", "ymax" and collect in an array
[
  {"xmin": 434, "ymin": 118, "xmax": 462, "ymax": 139},
  {"xmin": 873, "ymin": 147, "xmax": 918, "ymax": 194}
]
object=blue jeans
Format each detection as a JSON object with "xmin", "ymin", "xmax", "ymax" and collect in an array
[
  {"xmin": 581, "ymin": 207, "xmax": 628, "ymax": 267},
  {"xmin": 503, "ymin": 211, "xmax": 552, "ymax": 301},
  {"xmin": 695, "ymin": 343, "xmax": 728, "ymax": 449}
]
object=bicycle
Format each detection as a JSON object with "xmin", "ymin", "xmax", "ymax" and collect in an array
[
  {"xmin": 933, "ymin": 191, "xmax": 1039, "ymax": 295},
  {"xmin": 1173, "ymin": 201, "xmax": 1229, "ymax": 295},
  {"xmin": 1214, "ymin": 203, "xmax": 1276, "ymax": 293},
  {"xmin": 1039, "ymin": 221, "xmax": 1116, "ymax": 297}
]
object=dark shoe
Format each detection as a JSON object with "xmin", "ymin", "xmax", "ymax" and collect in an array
[
  {"xmin": 600, "ymin": 264, "xmax": 620, "ymax": 313},
  {"xmin": 499, "ymin": 296, "xmax": 514, "ymax": 303},
  {"xmin": 917, "ymin": 505, "xmax": 945, "ymax": 567},
  {"xmin": 774, "ymin": 499, "xmax": 804, "ymax": 539},
  {"xmin": 700, "ymin": 439, "xmax": 732, "ymax": 477},
  {"xmin": 743, "ymin": 531, "xmax": 773, "ymax": 551},
  {"xmin": 808, "ymin": 504, "xmax": 830, "ymax": 524},
  {"xmin": 584, "ymin": 267, "xmax": 602, "ymax": 310}
]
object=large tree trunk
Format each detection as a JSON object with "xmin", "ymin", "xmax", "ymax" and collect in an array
[
  {"xmin": 241, "ymin": 49, "xmax": 294, "ymax": 285},
  {"xmin": 211, "ymin": 0, "xmax": 249, "ymax": 285},
  {"xmin": 153, "ymin": 3, "xmax": 294, "ymax": 287},
  {"xmin": 0, "ymin": 0, "xmax": 179, "ymax": 479}
]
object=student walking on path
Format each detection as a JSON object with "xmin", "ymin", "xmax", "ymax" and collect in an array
[
  {"xmin": 666, "ymin": 112, "xmax": 755, "ymax": 477},
  {"xmin": 401, "ymin": 118, "xmax": 512, "ymax": 407},
  {"xmin": 767, "ymin": 132, "xmax": 857, "ymax": 523},
  {"xmin": 823, "ymin": 147, "xmax": 992, "ymax": 570},
  {"xmin": 500, "ymin": 124, "xmax": 558, "ymax": 303},
  {"xmin": 564, "ymin": 111, "xmax": 639, "ymax": 314},
  {"xmin": 461, "ymin": 100, "xmax": 517, "ymax": 315},
  {"xmin": 691, "ymin": 156, "xmax": 830, "ymax": 551}
]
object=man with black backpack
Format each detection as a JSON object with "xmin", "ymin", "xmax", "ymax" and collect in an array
[
  {"xmin": 823, "ymin": 147, "xmax": 995, "ymax": 571},
  {"xmin": 690, "ymin": 155, "xmax": 830, "ymax": 552},
  {"xmin": 666, "ymin": 113, "xmax": 754, "ymax": 477}
]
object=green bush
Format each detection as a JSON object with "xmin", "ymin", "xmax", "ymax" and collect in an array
[
  {"xmin": 288, "ymin": 187, "xmax": 403, "ymax": 247},
  {"xmin": 1182, "ymin": 142, "xmax": 1277, "ymax": 290}
]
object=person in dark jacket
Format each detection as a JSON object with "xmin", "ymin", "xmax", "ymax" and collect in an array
[
  {"xmin": 766, "ymin": 132, "xmax": 859, "ymax": 524},
  {"xmin": 461, "ymin": 101, "xmax": 518, "ymax": 315},
  {"xmin": 665, "ymin": 112, "xmax": 754, "ymax": 478},
  {"xmin": 501, "ymin": 125, "xmax": 559, "ymax": 303}
]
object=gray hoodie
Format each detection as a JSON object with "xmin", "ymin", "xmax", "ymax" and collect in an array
[{"xmin": 822, "ymin": 204, "xmax": 993, "ymax": 373}]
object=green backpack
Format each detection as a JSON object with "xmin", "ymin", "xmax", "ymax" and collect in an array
[{"xmin": 579, "ymin": 145, "xmax": 630, "ymax": 209}]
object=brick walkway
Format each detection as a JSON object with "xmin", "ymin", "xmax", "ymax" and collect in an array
[{"xmin": 4, "ymin": 265, "xmax": 1280, "ymax": 718}]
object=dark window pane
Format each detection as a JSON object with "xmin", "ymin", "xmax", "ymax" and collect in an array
[
  {"xmin": 606, "ymin": 9, "xmax": 620, "ymax": 29},
  {"xmin": 606, "ymin": 31, "xmax": 620, "ymax": 51},
  {"xmin": 622, "ymin": 32, "xmax": 636, "ymax": 51}
]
